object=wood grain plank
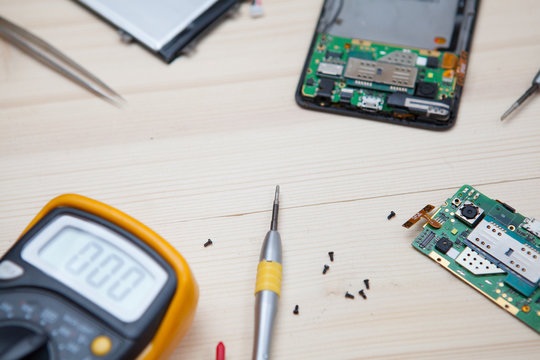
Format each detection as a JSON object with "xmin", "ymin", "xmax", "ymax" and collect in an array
[{"xmin": 1, "ymin": 0, "xmax": 540, "ymax": 358}]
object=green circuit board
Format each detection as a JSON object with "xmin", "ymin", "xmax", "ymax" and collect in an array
[
  {"xmin": 409, "ymin": 185, "xmax": 540, "ymax": 334},
  {"xmin": 300, "ymin": 33, "xmax": 464, "ymax": 121}
]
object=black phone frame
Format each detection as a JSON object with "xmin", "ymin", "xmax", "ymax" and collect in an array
[{"xmin": 295, "ymin": 0, "xmax": 481, "ymax": 130}]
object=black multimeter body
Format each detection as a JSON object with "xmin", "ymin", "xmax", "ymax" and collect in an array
[{"xmin": 0, "ymin": 207, "xmax": 177, "ymax": 360}]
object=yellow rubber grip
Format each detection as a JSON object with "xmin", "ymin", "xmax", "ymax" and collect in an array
[{"xmin": 255, "ymin": 261, "xmax": 282, "ymax": 296}]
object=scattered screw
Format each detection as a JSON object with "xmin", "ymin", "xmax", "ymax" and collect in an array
[
  {"xmin": 293, "ymin": 305, "xmax": 299, "ymax": 315},
  {"xmin": 387, "ymin": 211, "xmax": 396, "ymax": 220},
  {"xmin": 358, "ymin": 289, "xmax": 367, "ymax": 299},
  {"xmin": 364, "ymin": 279, "xmax": 370, "ymax": 290},
  {"xmin": 345, "ymin": 292, "xmax": 355, "ymax": 299},
  {"xmin": 322, "ymin": 265, "xmax": 330, "ymax": 275},
  {"xmin": 328, "ymin": 251, "xmax": 334, "ymax": 262},
  {"xmin": 204, "ymin": 239, "xmax": 213, "ymax": 247}
]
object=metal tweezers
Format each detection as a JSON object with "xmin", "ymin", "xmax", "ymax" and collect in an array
[{"xmin": 0, "ymin": 16, "xmax": 123, "ymax": 104}]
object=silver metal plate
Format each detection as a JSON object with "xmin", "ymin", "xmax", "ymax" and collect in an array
[
  {"xmin": 317, "ymin": 62, "xmax": 344, "ymax": 76},
  {"xmin": 323, "ymin": 0, "xmax": 460, "ymax": 50},
  {"xmin": 378, "ymin": 51, "xmax": 418, "ymax": 66},
  {"xmin": 467, "ymin": 219, "xmax": 540, "ymax": 283},
  {"xmin": 404, "ymin": 97, "xmax": 450, "ymax": 117},
  {"xmin": 456, "ymin": 247, "xmax": 505, "ymax": 275},
  {"xmin": 76, "ymin": 0, "xmax": 219, "ymax": 50},
  {"xmin": 344, "ymin": 58, "xmax": 417, "ymax": 88}
]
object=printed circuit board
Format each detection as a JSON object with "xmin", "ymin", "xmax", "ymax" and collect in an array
[
  {"xmin": 409, "ymin": 185, "xmax": 540, "ymax": 333},
  {"xmin": 300, "ymin": 33, "xmax": 465, "ymax": 122}
]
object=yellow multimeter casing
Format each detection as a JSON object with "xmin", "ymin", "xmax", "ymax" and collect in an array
[{"xmin": 0, "ymin": 194, "xmax": 198, "ymax": 360}]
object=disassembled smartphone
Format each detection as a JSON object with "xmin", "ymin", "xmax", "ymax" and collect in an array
[
  {"xmin": 296, "ymin": 0, "xmax": 480, "ymax": 130},
  {"xmin": 406, "ymin": 185, "xmax": 540, "ymax": 333}
]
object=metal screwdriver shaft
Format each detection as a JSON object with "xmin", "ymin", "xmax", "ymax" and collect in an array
[
  {"xmin": 253, "ymin": 186, "xmax": 282, "ymax": 360},
  {"xmin": 271, "ymin": 185, "xmax": 279, "ymax": 231},
  {"xmin": 501, "ymin": 69, "xmax": 540, "ymax": 121}
]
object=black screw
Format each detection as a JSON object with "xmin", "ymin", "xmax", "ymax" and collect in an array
[
  {"xmin": 328, "ymin": 251, "xmax": 334, "ymax": 262},
  {"xmin": 322, "ymin": 265, "xmax": 330, "ymax": 275},
  {"xmin": 345, "ymin": 292, "xmax": 355, "ymax": 299},
  {"xmin": 387, "ymin": 211, "xmax": 396, "ymax": 220},
  {"xmin": 293, "ymin": 305, "xmax": 299, "ymax": 315},
  {"xmin": 204, "ymin": 239, "xmax": 213, "ymax": 247},
  {"xmin": 364, "ymin": 279, "xmax": 370, "ymax": 290},
  {"xmin": 358, "ymin": 289, "xmax": 367, "ymax": 299}
]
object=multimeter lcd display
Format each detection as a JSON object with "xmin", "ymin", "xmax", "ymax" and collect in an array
[
  {"xmin": 21, "ymin": 215, "xmax": 168, "ymax": 323},
  {"xmin": 40, "ymin": 227, "xmax": 154, "ymax": 307}
]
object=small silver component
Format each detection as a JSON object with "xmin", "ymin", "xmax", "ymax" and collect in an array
[
  {"xmin": 403, "ymin": 97, "xmax": 450, "ymax": 118},
  {"xmin": 446, "ymin": 247, "xmax": 460, "ymax": 260},
  {"xmin": 358, "ymin": 95, "xmax": 383, "ymax": 111},
  {"xmin": 317, "ymin": 62, "xmax": 344, "ymax": 76},
  {"xmin": 523, "ymin": 218, "xmax": 540, "ymax": 237},
  {"xmin": 341, "ymin": 88, "xmax": 354, "ymax": 96},
  {"xmin": 416, "ymin": 56, "xmax": 427, "ymax": 66}
]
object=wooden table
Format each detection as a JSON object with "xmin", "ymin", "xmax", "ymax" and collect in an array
[{"xmin": 1, "ymin": 0, "xmax": 540, "ymax": 358}]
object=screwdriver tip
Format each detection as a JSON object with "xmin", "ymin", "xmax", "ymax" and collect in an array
[
  {"xmin": 500, "ymin": 102, "xmax": 518, "ymax": 121},
  {"xmin": 271, "ymin": 185, "xmax": 280, "ymax": 230}
]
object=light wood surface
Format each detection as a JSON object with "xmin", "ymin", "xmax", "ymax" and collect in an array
[{"xmin": 1, "ymin": 0, "xmax": 540, "ymax": 359}]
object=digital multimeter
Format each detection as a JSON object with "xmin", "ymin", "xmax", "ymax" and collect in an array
[{"xmin": 0, "ymin": 195, "xmax": 198, "ymax": 360}]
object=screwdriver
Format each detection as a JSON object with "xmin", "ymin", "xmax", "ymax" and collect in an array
[
  {"xmin": 252, "ymin": 186, "xmax": 282, "ymax": 360},
  {"xmin": 501, "ymin": 69, "xmax": 540, "ymax": 121}
]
